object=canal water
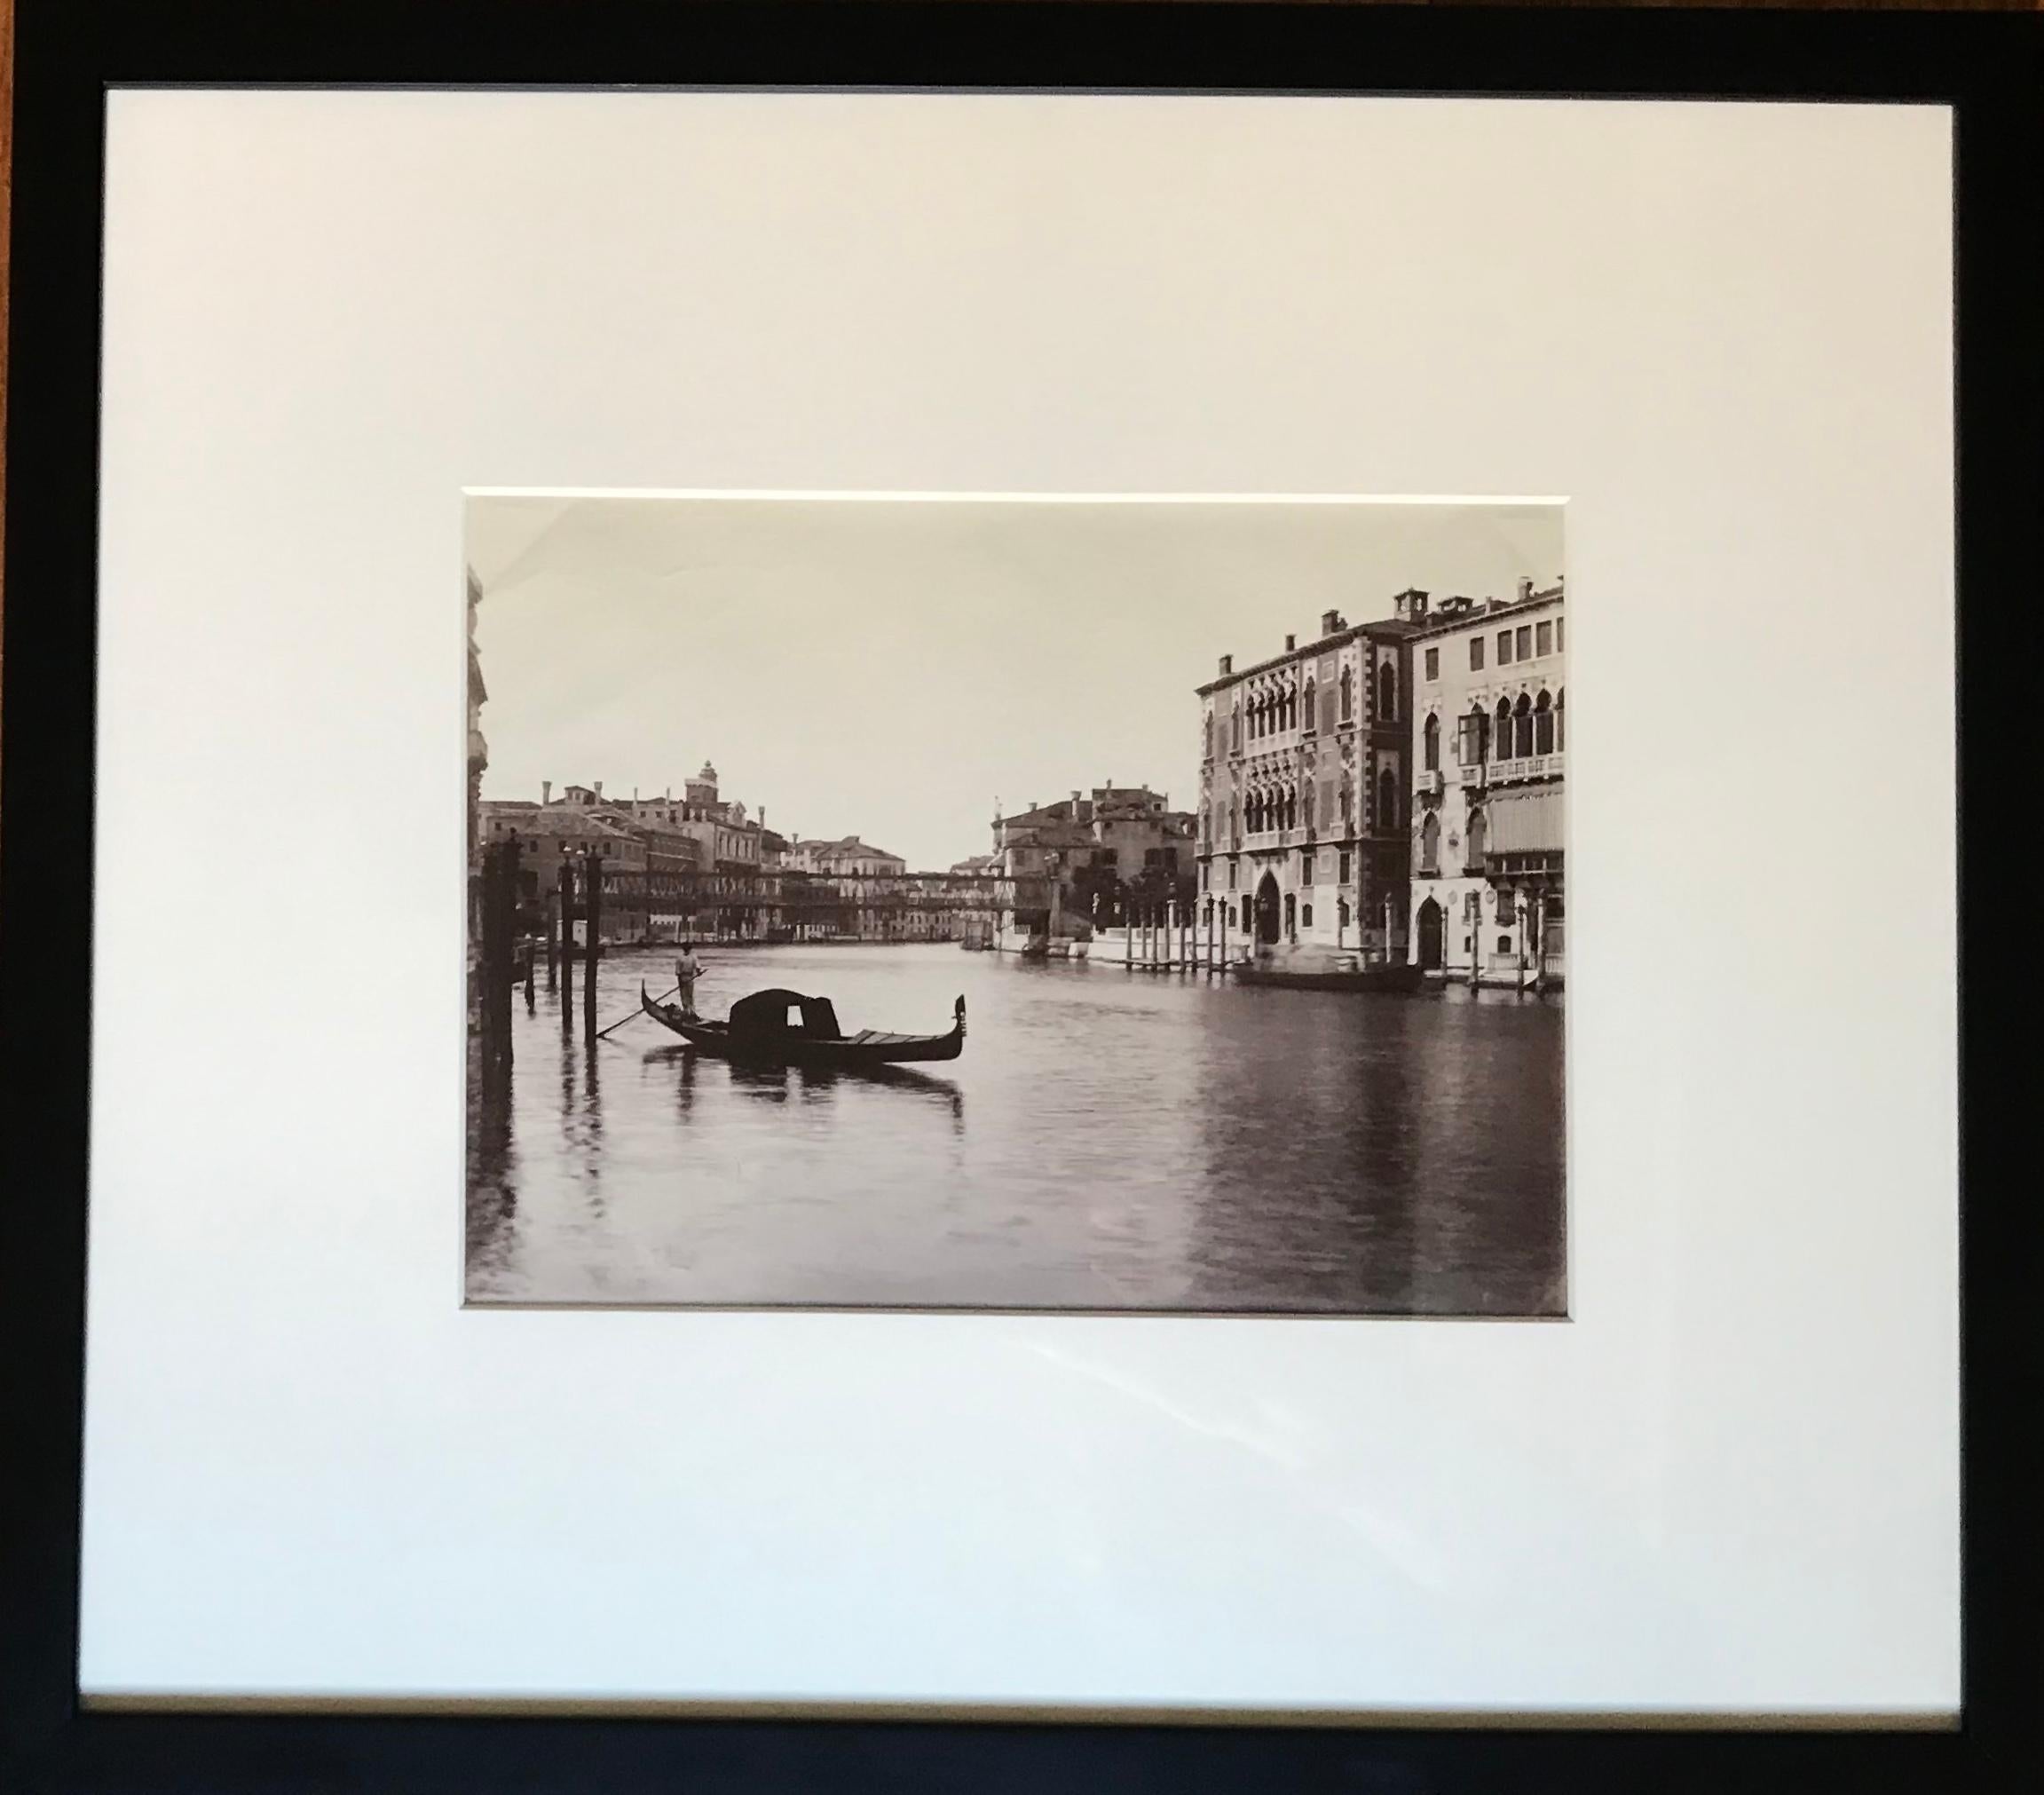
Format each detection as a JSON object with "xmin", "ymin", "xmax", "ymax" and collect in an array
[{"xmin": 467, "ymin": 944, "xmax": 1565, "ymax": 1316}]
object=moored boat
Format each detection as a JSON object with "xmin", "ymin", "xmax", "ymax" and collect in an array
[
  {"xmin": 640, "ymin": 984, "xmax": 967, "ymax": 1066},
  {"xmin": 1230, "ymin": 961, "xmax": 1425, "ymax": 993}
]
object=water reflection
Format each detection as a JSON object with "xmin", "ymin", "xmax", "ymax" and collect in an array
[{"xmin": 466, "ymin": 943, "xmax": 1563, "ymax": 1315}]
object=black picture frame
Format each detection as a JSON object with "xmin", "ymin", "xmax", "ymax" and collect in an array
[{"xmin": 4, "ymin": 4, "xmax": 2036, "ymax": 1790}]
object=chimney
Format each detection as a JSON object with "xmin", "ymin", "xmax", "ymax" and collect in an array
[
  {"xmin": 1218, "ymin": 653, "xmax": 1233, "ymax": 676},
  {"xmin": 594, "ymin": 780, "xmax": 604, "ymax": 798},
  {"xmin": 1284, "ymin": 632, "xmax": 1296, "ymax": 652},
  {"xmin": 1518, "ymin": 576, "xmax": 1534, "ymax": 603},
  {"xmin": 1320, "ymin": 609, "xmax": 1345, "ymax": 637},
  {"xmin": 541, "ymin": 780, "xmax": 552, "ymax": 805}
]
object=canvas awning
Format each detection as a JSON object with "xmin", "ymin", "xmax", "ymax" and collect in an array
[{"xmin": 1483, "ymin": 788, "xmax": 1565, "ymax": 854}]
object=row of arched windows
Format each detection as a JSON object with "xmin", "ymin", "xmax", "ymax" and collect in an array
[
  {"xmin": 1226, "ymin": 662, "xmax": 1381, "ymax": 753},
  {"xmin": 1204, "ymin": 763, "xmax": 1404, "ymax": 842},
  {"xmin": 1495, "ymin": 690, "xmax": 1563, "ymax": 760},
  {"xmin": 1244, "ymin": 787, "xmax": 1302, "ymax": 834},
  {"xmin": 1246, "ymin": 686, "xmax": 1298, "ymax": 739},
  {"xmin": 1422, "ymin": 688, "xmax": 1566, "ymax": 771}
]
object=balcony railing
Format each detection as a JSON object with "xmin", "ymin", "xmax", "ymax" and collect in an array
[
  {"xmin": 1416, "ymin": 769, "xmax": 1445, "ymax": 799},
  {"xmin": 1488, "ymin": 751, "xmax": 1566, "ymax": 783},
  {"xmin": 1458, "ymin": 763, "xmax": 1486, "ymax": 788}
]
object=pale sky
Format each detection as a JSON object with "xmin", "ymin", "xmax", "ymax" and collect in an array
[{"xmin": 469, "ymin": 495, "xmax": 1563, "ymax": 872}]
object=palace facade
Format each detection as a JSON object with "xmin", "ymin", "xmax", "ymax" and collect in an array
[
  {"xmin": 1195, "ymin": 606, "xmax": 1417, "ymax": 960},
  {"xmin": 1407, "ymin": 578, "xmax": 1566, "ymax": 984}
]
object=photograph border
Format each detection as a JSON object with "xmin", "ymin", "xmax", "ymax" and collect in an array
[
  {"xmin": 460, "ymin": 486, "xmax": 1574, "ymax": 1322},
  {"xmin": 4, "ymin": 4, "xmax": 2036, "ymax": 1789}
]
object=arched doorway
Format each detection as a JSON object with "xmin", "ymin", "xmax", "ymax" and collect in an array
[
  {"xmin": 1417, "ymin": 897, "xmax": 1444, "ymax": 970},
  {"xmin": 1253, "ymin": 873, "xmax": 1282, "ymax": 945}
]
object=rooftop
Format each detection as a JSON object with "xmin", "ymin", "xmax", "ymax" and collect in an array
[{"xmin": 801, "ymin": 835, "xmax": 904, "ymax": 861}]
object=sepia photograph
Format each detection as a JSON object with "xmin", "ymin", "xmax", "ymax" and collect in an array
[{"xmin": 466, "ymin": 494, "xmax": 1567, "ymax": 1315}]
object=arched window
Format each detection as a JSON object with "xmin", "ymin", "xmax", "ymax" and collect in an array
[
  {"xmin": 1376, "ymin": 660, "xmax": 1398, "ymax": 723},
  {"xmin": 1424, "ymin": 712, "xmax": 1440, "ymax": 771},
  {"xmin": 1461, "ymin": 705, "xmax": 1487, "ymax": 766},
  {"xmin": 1514, "ymin": 692, "xmax": 1535, "ymax": 759},
  {"xmin": 1228, "ymin": 799, "xmax": 1239, "ymax": 842},
  {"xmin": 1204, "ymin": 713, "xmax": 1213, "ymax": 758},
  {"xmin": 1466, "ymin": 807, "xmax": 1487, "ymax": 868},
  {"xmin": 1340, "ymin": 667, "xmax": 1354, "ymax": 723},
  {"xmin": 1302, "ymin": 679, "xmax": 1316, "ymax": 733},
  {"xmin": 1535, "ymin": 690, "xmax": 1554, "ymax": 755},
  {"xmin": 1496, "ymin": 698, "xmax": 1513, "ymax": 762},
  {"xmin": 1556, "ymin": 688, "xmax": 1565, "ymax": 752},
  {"xmin": 1420, "ymin": 811, "xmax": 1440, "ymax": 873},
  {"xmin": 1377, "ymin": 766, "xmax": 1397, "ymax": 831},
  {"xmin": 1230, "ymin": 701, "xmax": 1241, "ymax": 750}
]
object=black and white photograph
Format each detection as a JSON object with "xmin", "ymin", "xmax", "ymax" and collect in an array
[{"xmin": 466, "ymin": 494, "xmax": 1567, "ymax": 1315}]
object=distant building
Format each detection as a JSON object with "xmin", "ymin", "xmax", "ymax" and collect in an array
[
  {"xmin": 1408, "ymin": 578, "xmax": 1566, "ymax": 984},
  {"xmin": 477, "ymin": 794, "xmax": 653, "ymax": 938},
  {"xmin": 1196, "ymin": 605, "xmax": 1416, "ymax": 958},
  {"xmin": 607, "ymin": 761, "xmax": 762, "ymax": 874},
  {"xmin": 991, "ymin": 785, "xmax": 1196, "ymax": 930},
  {"xmin": 796, "ymin": 836, "xmax": 907, "ymax": 878}
]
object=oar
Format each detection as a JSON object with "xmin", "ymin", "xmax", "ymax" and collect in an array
[{"xmin": 594, "ymin": 983, "xmax": 680, "ymax": 1041}]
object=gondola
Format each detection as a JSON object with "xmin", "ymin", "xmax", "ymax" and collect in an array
[{"xmin": 639, "ymin": 984, "xmax": 967, "ymax": 1066}]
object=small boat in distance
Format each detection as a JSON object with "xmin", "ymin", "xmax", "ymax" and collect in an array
[{"xmin": 640, "ymin": 984, "xmax": 967, "ymax": 1067}]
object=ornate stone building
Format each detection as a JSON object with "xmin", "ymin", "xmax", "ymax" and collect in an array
[
  {"xmin": 1195, "ymin": 605, "xmax": 1417, "ymax": 960},
  {"xmin": 1407, "ymin": 577, "xmax": 1566, "ymax": 984}
]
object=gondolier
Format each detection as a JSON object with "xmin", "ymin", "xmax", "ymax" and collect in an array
[{"xmin": 674, "ymin": 944, "xmax": 705, "ymax": 1016}]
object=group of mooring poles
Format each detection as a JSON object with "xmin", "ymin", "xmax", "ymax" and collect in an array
[
  {"xmin": 1125, "ymin": 901, "xmax": 1203, "ymax": 971},
  {"xmin": 477, "ymin": 836, "xmax": 612, "ymax": 1052}
]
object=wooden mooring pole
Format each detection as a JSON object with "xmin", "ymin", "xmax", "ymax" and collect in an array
[
  {"xmin": 557, "ymin": 857, "xmax": 575, "ymax": 1024},
  {"xmin": 583, "ymin": 852, "xmax": 603, "ymax": 1038}
]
